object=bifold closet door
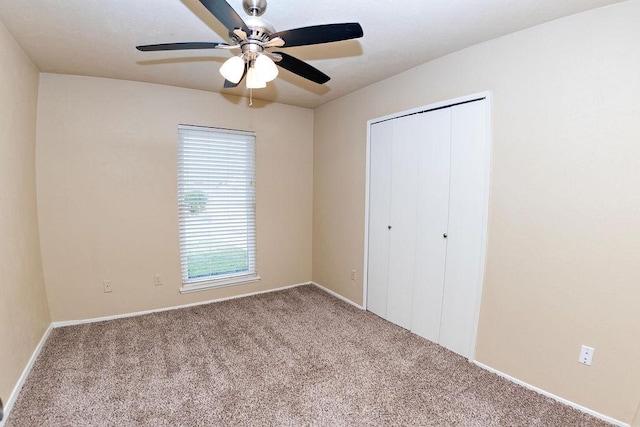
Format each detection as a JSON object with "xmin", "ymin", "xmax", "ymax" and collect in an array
[
  {"xmin": 438, "ymin": 100, "xmax": 488, "ymax": 357},
  {"xmin": 409, "ymin": 108, "xmax": 451, "ymax": 343},
  {"xmin": 367, "ymin": 111, "xmax": 451, "ymax": 335},
  {"xmin": 366, "ymin": 120, "xmax": 393, "ymax": 319},
  {"xmin": 367, "ymin": 98, "xmax": 488, "ymax": 359},
  {"xmin": 367, "ymin": 115, "xmax": 421, "ymax": 329},
  {"xmin": 385, "ymin": 114, "xmax": 421, "ymax": 330}
]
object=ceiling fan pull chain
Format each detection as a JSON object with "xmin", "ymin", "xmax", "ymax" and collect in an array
[{"xmin": 249, "ymin": 88, "xmax": 253, "ymax": 107}]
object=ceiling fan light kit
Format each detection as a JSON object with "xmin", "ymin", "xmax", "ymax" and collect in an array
[
  {"xmin": 219, "ymin": 55, "xmax": 245, "ymax": 83},
  {"xmin": 136, "ymin": 0, "xmax": 363, "ymax": 92},
  {"xmin": 254, "ymin": 54, "xmax": 278, "ymax": 81},
  {"xmin": 246, "ymin": 66, "xmax": 267, "ymax": 89}
]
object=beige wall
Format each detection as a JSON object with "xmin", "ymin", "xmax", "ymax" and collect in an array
[
  {"xmin": 36, "ymin": 74, "xmax": 313, "ymax": 322},
  {"xmin": 313, "ymin": 1, "xmax": 640, "ymax": 423},
  {"xmin": 0, "ymin": 21, "xmax": 50, "ymax": 405}
]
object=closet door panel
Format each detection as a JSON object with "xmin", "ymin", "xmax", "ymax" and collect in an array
[
  {"xmin": 367, "ymin": 121, "xmax": 394, "ymax": 318},
  {"xmin": 386, "ymin": 115, "xmax": 420, "ymax": 330},
  {"xmin": 410, "ymin": 109, "xmax": 451, "ymax": 342},
  {"xmin": 440, "ymin": 100, "xmax": 488, "ymax": 358}
]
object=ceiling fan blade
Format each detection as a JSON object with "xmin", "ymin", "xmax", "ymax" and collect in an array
[
  {"xmin": 273, "ymin": 52, "xmax": 330, "ymax": 84},
  {"xmin": 198, "ymin": 0, "xmax": 250, "ymax": 34},
  {"xmin": 136, "ymin": 42, "xmax": 228, "ymax": 51},
  {"xmin": 224, "ymin": 79, "xmax": 238, "ymax": 88},
  {"xmin": 271, "ymin": 23, "xmax": 363, "ymax": 48}
]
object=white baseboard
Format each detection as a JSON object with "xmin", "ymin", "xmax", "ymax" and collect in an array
[
  {"xmin": 52, "ymin": 282, "xmax": 310, "ymax": 328},
  {"xmin": 472, "ymin": 361, "xmax": 628, "ymax": 427},
  {"xmin": 1, "ymin": 324, "xmax": 53, "ymax": 427},
  {"xmin": 311, "ymin": 282, "xmax": 364, "ymax": 310}
]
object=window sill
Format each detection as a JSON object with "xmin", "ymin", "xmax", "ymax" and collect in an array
[{"xmin": 179, "ymin": 275, "xmax": 261, "ymax": 294}]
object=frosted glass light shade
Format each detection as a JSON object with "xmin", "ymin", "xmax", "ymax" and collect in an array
[
  {"xmin": 219, "ymin": 56, "xmax": 245, "ymax": 84},
  {"xmin": 246, "ymin": 67, "xmax": 266, "ymax": 89},
  {"xmin": 254, "ymin": 54, "xmax": 279, "ymax": 82}
]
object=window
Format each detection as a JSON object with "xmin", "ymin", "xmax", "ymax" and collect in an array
[{"xmin": 177, "ymin": 125, "xmax": 258, "ymax": 293}]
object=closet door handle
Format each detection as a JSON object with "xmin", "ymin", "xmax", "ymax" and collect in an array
[
  {"xmin": 443, "ymin": 233, "xmax": 448, "ymax": 239},
  {"xmin": 388, "ymin": 225, "xmax": 392, "ymax": 230}
]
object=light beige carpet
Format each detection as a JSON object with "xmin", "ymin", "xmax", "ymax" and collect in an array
[{"xmin": 7, "ymin": 285, "xmax": 610, "ymax": 426}]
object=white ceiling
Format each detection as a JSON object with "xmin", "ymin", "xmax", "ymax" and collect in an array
[{"xmin": 0, "ymin": 0, "xmax": 625, "ymax": 109}]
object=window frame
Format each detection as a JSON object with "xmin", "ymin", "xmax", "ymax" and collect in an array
[{"xmin": 177, "ymin": 124, "xmax": 260, "ymax": 294}]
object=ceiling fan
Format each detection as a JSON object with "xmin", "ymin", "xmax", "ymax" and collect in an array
[{"xmin": 136, "ymin": 0, "xmax": 364, "ymax": 90}]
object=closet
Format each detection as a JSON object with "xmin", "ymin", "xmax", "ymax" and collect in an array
[{"xmin": 366, "ymin": 97, "xmax": 489, "ymax": 359}]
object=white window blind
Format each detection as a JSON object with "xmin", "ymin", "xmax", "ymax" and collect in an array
[{"xmin": 177, "ymin": 125, "xmax": 258, "ymax": 292}]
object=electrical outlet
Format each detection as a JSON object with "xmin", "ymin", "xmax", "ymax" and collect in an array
[
  {"xmin": 579, "ymin": 345, "xmax": 594, "ymax": 366},
  {"xmin": 351, "ymin": 270, "xmax": 356, "ymax": 281},
  {"xmin": 103, "ymin": 280, "xmax": 113, "ymax": 293},
  {"xmin": 154, "ymin": 273, "xmax": 162, "ymax": 286}
]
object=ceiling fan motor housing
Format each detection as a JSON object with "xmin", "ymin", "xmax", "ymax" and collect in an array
[
  {"xmin": 243, "ymin": 0, "xmax": 267, "ymax": 16},
  {"xmin": 232, "ymin": 16, "xmax": 277, "ymax": 63},
  {"xmin": 243, "ymin": 17, "xmax": 276, "ymax": 40}
]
